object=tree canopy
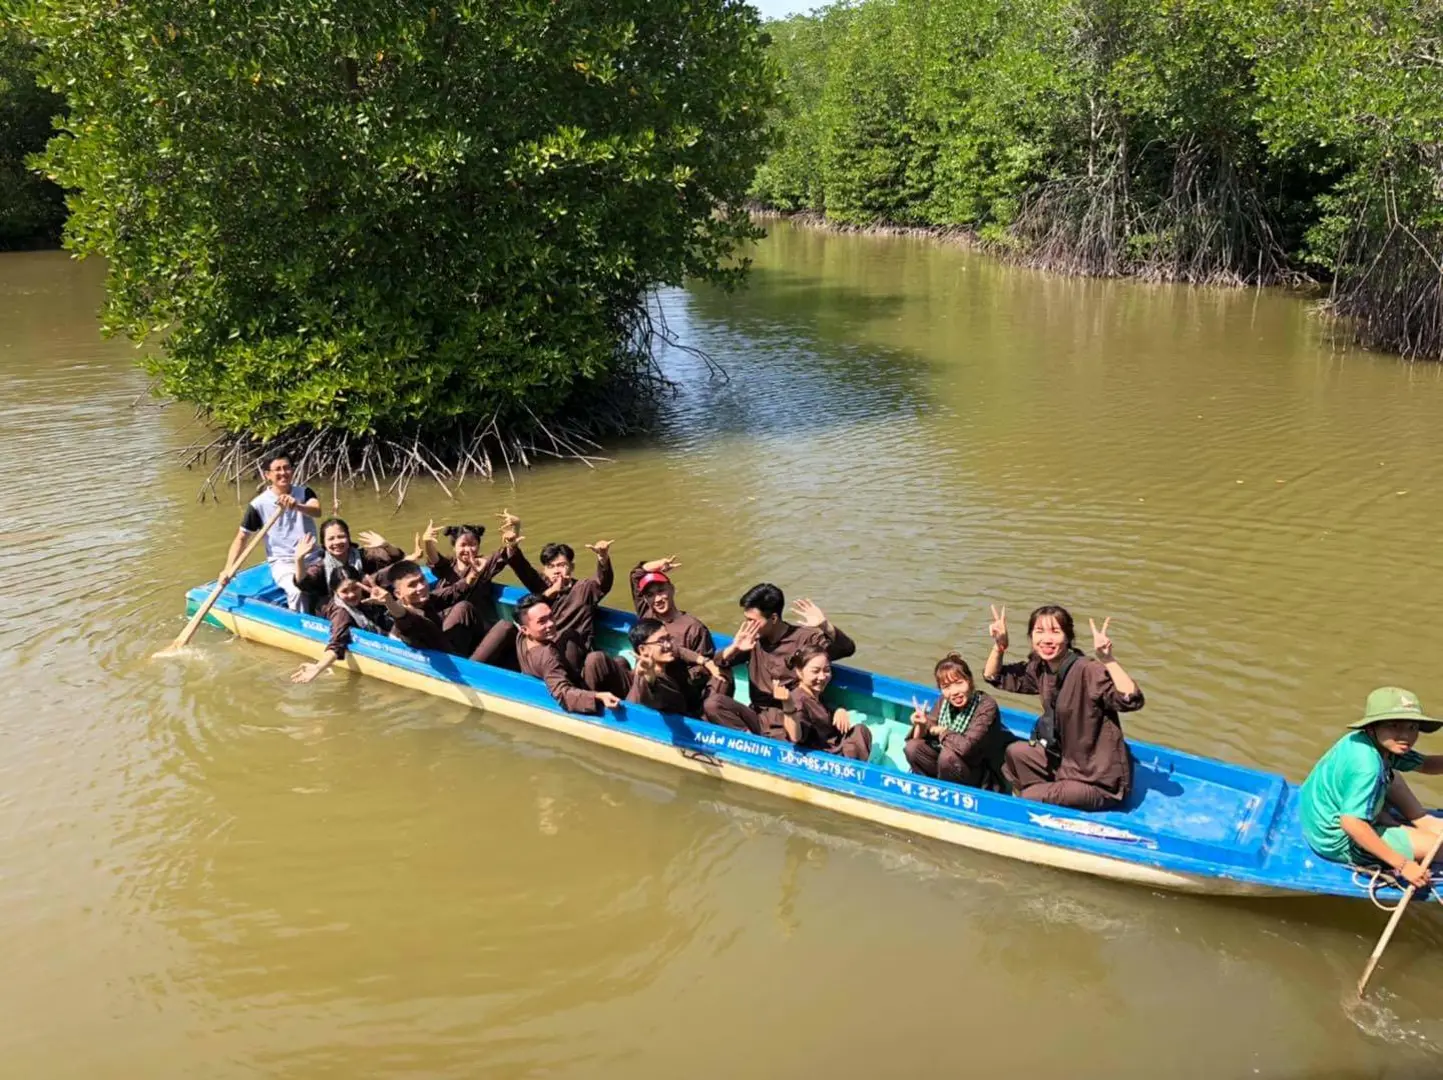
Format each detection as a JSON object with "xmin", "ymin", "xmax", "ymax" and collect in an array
[
  {"xmin": 751, "ymin": 0, "xmax": 1443, "ymax": 359},
  {"xmin": 18, "ymin": 0, "xmax": 774, "ymax": 489},
  {"xmin": 0, "ymin": 35, "xmax": 65, "ymax": 250}
]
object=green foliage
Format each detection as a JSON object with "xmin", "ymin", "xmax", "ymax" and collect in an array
[
  {"xmin": 19, "ymin": 0, "xmax": 774, "ymax": 446},
  {"xmin": 0, "ymin": 36, "xmax": 65, "ymax": 249}
]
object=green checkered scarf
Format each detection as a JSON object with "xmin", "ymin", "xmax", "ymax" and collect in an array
[{"xmin": 938, "ymin": 694, "xmax": 980, "ymax": 734}]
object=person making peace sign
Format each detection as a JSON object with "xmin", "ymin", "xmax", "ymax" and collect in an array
[{"xmin": 983, "ymin": 604, "xmax": 1144, "ymax": 811}]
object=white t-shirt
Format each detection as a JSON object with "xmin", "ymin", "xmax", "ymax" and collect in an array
[{"xmin": 241, "ymin": 485, "xmax": 319, "ymax": 565}]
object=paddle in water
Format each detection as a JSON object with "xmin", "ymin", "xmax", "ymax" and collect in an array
[
  {"xmin": 154, "ymin": 508, "xmax": 283, "ymax": 657},
  {"xmin": 1356, "ymin": 827, "xmax": 1443, "ymax": 998}
]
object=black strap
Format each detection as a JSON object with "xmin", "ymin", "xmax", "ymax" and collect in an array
[{"xmin": 1031, "ymin": 651, "xmax": 1082, "ymax": 754}]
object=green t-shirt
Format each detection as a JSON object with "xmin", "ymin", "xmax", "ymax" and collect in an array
[{"xmin": 1299, "ymin": 731, "xmax": 1424, "ymax": 863}]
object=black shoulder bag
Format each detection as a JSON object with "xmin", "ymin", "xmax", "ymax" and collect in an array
[{"xmin": 1030, "ymin": 651, "xmax": 1081, "ymax": 761}]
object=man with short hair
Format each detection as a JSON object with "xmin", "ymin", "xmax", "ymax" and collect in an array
[
  {"xmin": 629, "ymin": 555, "xmax": 731, "ymax": 696},
  {"xmin": 510, "ymin": 538, "xmax": 613, "ymax": 651},
  {"xmin": 372, "ymin": 559, "xmax": 512, "ymax": 663},
  {"xmin": 715, "ymin": 583, "xmax": 855, "ymax": 710},
  {"xmin": 219, "ymin": 453, "xmax": 322, "ymax": 611},
  {"xmin": 627, "ymin": 618, "xmax": 760, "ymax": 734},
  {"xmin": 514, "ymin": 593, "xmax": 630, "ymax": 714}
]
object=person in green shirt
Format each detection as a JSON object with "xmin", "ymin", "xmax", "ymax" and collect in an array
[{"xmin": 1299, "ymin": 686, "xmax": 1443, "ymax": 887}]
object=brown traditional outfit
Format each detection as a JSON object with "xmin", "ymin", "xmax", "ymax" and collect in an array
[
  {"xmin": 903, "ymin": 691, "xmax": 1014, "ymax": 791},
  {"xmin": 780, "ymin": 690, "xmax": 872, "ymax": 760},
  {"xmin": 722, "ymin": 620, "xmax": 857, "ymax": 710},
  {"xmin": 987, "ymin": 650, "xmax": 1143, "ymax": 810},
  {"xmin": 518, "ymin": 632, "xmax": 631, "ymax": 715},
  {"xmin": 511, "ymin": 548, "xmax": 613, "ymax": 651},
  {"xmin": 319, "ymin": 597, "xmax": 394, "ymax": 660}
]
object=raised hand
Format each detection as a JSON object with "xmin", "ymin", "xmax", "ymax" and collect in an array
[
  {"xmin": 597, "ymin": 692, "xmax": 622, "ymax": 709},
  {"xmin": 498, "ymin": 508, "xmax": 521, "ymax": 531},
  {"xmin": 586, "ymin": 539, "xmax": 613, "ymax": 558},
  {"xmin": 833, "ymin": 708, "xmax": 853, "ymax": 734},
  {"xmin": 421, "ymin": 519, "xmax": 442, "ymax": 545},
  {"xmin": 365, "ymin": 582, "xmax": 391, "ymax": 606},
  {"xmin": 791, "ymin": 598, "xmax": 828, "ymax": 629},
  {"xmin": 1090, "ymin": 617, "xmax": 1114, "ymax": 662},
  {"xmin": 356, "ymin": 530, "xmax": 387, "ymax": 549},
  {"xmin": 296, "ymin": 532, "xmax": 316, "ymax": 558},
  {"xmin": 910, "ymin": 696, "xmax": 929, "ymax": 728},
  {"xmin": 988, "ymin": 604, "xmax": 1009, "ymax": 651},
  {"xmin": 731, "ymin": 619, "xmax": 760, "ymax": 654}
]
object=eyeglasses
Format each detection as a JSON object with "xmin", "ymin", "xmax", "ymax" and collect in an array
[{"xmin": 644, "ymin": 634, "xmax": 674, "ymax": 648}]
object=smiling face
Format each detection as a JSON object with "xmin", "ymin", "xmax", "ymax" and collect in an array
[
  {"xmin": 454, "ymin": 532, "xmax": 480, "ymax": 563},
  {"xmin": 393, "ymin": 571, "xmax": 429, "ymax": 607},
  {"xmin": 645, "ymin": 583, "xmax": 675, "ymax": 617},
  {"xmin": 1371, "ymin": 720, "xmax": 1422, "ymax": 756},
  {"xmin": 938, "ymin": 670, "xmax": 973, "ymax": 708},
  {"xmin": 322, "ymin": 521, "xmax": 352, "ymax": 558},
  {"xmin": 1030, "ymin": 614, "xmax": 1070, "ymax": 664},
  {"xmin": 639, "ymin": 626, "xmax": 676, "ymax": 665},
  {"xmin": 520, "ymin": 601, "xmax": 556, "ymax": 644},
  {"xmin": 795, "ymin": 653, "xmax": 832, "ymax": 696},
  {"xmin": 334, "ymin": 577, "xmax": 366, "ymax": 607},
  {"xmin": 266, "ymin": 457, "xmax": 294, "ymax": 494}
]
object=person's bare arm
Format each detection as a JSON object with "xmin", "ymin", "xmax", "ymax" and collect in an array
[
  {"xmin": 983, "ymin": 604, "xmax": 1008, "ymax": 683},
  {"xmin": 220, "ymin": 527, "xmax": 249, "ymax": 583},
  {"xmin": 1090, "ymin": 617, "xmax": 1140, "ymax": 700},
  {"xmin": 1340, "ymin": 812, "xmax": 1430, "ymax": 886}
]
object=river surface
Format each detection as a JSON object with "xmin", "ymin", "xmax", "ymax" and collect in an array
[{"xmin": 5, "ymin": 223, "xmax": 1443, "ymax": 1078}]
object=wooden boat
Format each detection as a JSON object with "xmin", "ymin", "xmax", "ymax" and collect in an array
[{"xmin": 184, "ymin": 567, "xmax": 1396, "ymax": 900}]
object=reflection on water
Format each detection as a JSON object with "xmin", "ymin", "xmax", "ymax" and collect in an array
[{"xmin": 3, "ymin": 231, "xmax": 1443, "ymax": 1078}]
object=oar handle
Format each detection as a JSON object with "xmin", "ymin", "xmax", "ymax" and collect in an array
[
  {"xmin": 1356, "ymin": 826, "xmax": 1443, "ymax": 998},
  {"xmin": 163, "ymin": 507, "xmax": 286, "ymax": 652}
]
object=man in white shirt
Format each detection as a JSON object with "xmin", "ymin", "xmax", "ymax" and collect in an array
[{"xmin": 219, "ymin": 454, "xmax": 322, "ymax": 610}]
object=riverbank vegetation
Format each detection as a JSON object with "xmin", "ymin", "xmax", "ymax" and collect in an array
[
  {"xmin": 17, "ymin": 0, "xmax": 772, "ymax": 495},
  {"xmin": 752, "ymin": 0, "xmax": 1443, "ymax": 360},
  {"xmin": 0, "ymin": 37, "xmax": 65, "ymax": 250}
]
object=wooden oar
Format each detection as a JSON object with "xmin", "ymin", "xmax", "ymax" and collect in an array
[
  {"xmin": 156, "ymin": 508, "xmax": 283, "ymax": 656},
  {"xmin": 1356, "ymin": 828, "xmax": 1443, "ymax": 998}
]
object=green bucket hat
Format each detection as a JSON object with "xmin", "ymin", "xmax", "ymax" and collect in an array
[{"xmin": 1348, "ymin": 686, "xmax": 1443, "ymax": 734}]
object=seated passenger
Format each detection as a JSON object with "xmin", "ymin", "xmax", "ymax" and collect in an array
[
  {"xmin": 511, "ymin": 538, "xmax": 613, "ymax": 651},
  {"xmin": 1299, "ymin": 686, "xmax": 1443, "ymax": 887},
  {"xmin": 774, "ymin": 645, "xmax": 871, "ymax": 761},
  {"xmin": 630, "ymin": 556, "xmax": 730, "ymax": 695},
  {"xmin": 291, "ymin": 565, "xmax": 394, "ymax": 684},
  {"xmin": 218, "ymin": 453, "xmax": 321, "ymax": 612},
  {"xmin": 904, "ymin": 653, "xmax": 1014, "ymax": 791},
  {"xmin": 420, "ymin": 515, "xmax": 524, "ymax": 650},
  {"xmin": 295, "ymin": 517, "xmax": 404, "ymax": 603},
  {"xmin": 626, "ymin": 618, "xmax": 717, "ymax": 716},
  {"xmin": 514, "ymin": 593, "xmax": 629, "ymax": 714},
  {"xmin": 985, "ymin": 604, "xmax": 1143, "ymax": 810},
  {"xmin": 715, "ymin": 583, "xmax": 855, "ymax": 710},
  {"xmin": 372, "ymin": 559, "xmax": 514, "ymax": 664}
]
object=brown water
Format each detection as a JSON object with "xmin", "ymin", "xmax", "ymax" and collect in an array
[{"xmin": 4, "ymin": 225, "xmax": 1443, "ymax": 1078}]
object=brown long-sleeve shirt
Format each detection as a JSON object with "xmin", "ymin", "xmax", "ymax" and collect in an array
[
  {"xmin": 628, "ymin": 565, "xmax": 718, "ymax": 658},
  {"xmin": 517, "ymin": 633, "xmax": 602, "ymax": 715},
  {"xmin": 625, "ymin": 654, "xmax": 707, "ymax": 717},
  {"xmin": 319, "ymin": 598, "xmax": 393, "ymax": 660},
  {"xmin": 985, "ymin": 651, "xmax": 1143, "ymax": 798},
  {"xmin": 726, "ymin": 621, "xmax": 857, "ymax": 709},
  {"xmin": 431, "ymin": 545, "xmax": 514, "ymax": 620},
  {"xmin": 782, "ymin": 691, "xmax": 851, "ymax": 753},
  {"xmin": 511, "ymin": 548, "xmax": 613, "ymax": 650}
]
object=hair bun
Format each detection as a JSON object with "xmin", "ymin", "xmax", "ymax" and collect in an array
[{"xmin": 442, "ymin": 523, "xmax": 486, "ymax": 541}]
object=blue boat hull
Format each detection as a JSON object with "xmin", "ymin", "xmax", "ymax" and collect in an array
[{"xmin": 182, "ymin": 567, "xmax": 1393, "ymax": 900}]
